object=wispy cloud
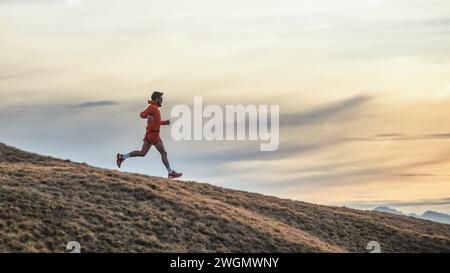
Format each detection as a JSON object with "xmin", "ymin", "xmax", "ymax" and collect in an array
[
  {"xmin": 73, "ymin": 101, "xmax": 118, "ymax": 108},
  {"xmin": 280, "ymin": 95, "xmax": 371, "ymax": 127},
  {"xmin": 0, "ymin": 69, "xmax": 44, "ymax": 80},
  {"xmin": 341, "ymin": 133, "xmax": 450, "ymax": 142},
  {"xmin": 344, "ymin": 197, "xmax": 450, "ymax": 209},
  {"xmin": 396, "ymin": 173, "xmax": 450, "ymax": 177},
  {"xmin": 191, "ymin": 139, "xmax": 338, "ymax": 163},
  {"xmin": 183, "ymin": 95, "xmax": 371, "ymax": 163}
]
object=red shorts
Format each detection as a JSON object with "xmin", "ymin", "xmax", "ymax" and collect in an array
[{"xmin": 143, "ymin": 132, "xmax": 161, "ymax": 145}]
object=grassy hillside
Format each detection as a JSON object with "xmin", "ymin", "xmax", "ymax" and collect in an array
[{"xmin": 0, "ymin": 143, "xmax": 449, "ymax": 253}]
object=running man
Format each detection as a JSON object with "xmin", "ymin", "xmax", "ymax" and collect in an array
[{"xmin": 116, "ymin": 91, "xmax": 182, "ymax": 179}]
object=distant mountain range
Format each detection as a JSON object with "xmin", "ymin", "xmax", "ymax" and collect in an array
[{"xmin": 373, "ymin": 207, "xmax": 450, "ymax": 225}]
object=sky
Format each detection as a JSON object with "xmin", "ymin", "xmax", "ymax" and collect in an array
[{"xmin": 1, "ymin": 0, "xmax": 450, "ymax": 214}]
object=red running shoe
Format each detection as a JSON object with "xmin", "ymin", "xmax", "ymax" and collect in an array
[
  {"xmin": 168, "ymin": 170, "xmax": 183, "ymax": 179},
  {"xmin": 116, "ymin": 153, "xmax": 125, "ymax": 168}
]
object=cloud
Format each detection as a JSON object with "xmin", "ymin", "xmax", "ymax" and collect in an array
[
  {"xmin": 396, "ymin": 173, "xmax": 450, "ymax": 177},
  {"xmin": 341, "ymin": 133, "xmax": 450, "ymax": 142},
  {"xmin": 0, "ymin": 69, "xmax": 44, "ymax": 80},
  {"xmin": 190, "ymin": 139, "xmax": 338, "ymax": 163},
  {"xmin": 172, "ymin": 94, "xmax": 374, "ymax": 170},
  {"xmin": 72, "ymin": 101, "xmax": 118, "ymax": 108},
  {"xmin": 252, "ymin": 153, "xmax": 450, "ymax": 190},
  {"xmin": 344, "ymin": 197, "xmax": 450, "ymax": 209},
  {"xmin": 280, "ymin": 95, "xmax": 371, "ymax": 127}
]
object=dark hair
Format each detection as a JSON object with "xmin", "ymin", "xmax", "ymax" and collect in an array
[{"xmin": 151, "ymin": 91, "xmax": 163, "ymax": 101}]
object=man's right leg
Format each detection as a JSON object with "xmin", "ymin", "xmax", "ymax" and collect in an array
[{"xmin": 117, "ymin": 141, "xmax": 151, "ymax": 168}]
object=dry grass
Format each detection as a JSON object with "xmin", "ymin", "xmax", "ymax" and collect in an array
[{"xmin": 0, "ymin": 143, "xmax": 449, "ymax": 253}]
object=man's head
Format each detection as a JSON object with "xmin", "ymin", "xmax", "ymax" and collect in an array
[{"xmin": 151, "ymin": 91, "xmax": 164, "ymax": 107}]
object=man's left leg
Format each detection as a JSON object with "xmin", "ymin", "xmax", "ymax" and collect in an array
[{"xmin": 154, "ymin": 140, "xmax": 182, "ymax": 179}]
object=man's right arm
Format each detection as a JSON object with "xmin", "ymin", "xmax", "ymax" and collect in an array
[{"xmin": 140, "ymin": 106, "xmax": 155, "ymax": 119}]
